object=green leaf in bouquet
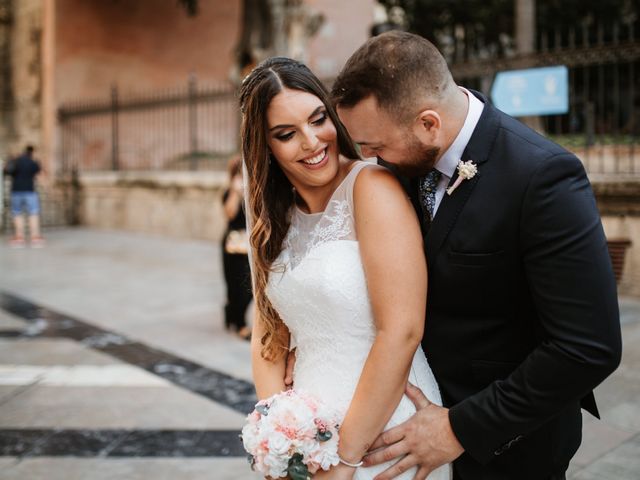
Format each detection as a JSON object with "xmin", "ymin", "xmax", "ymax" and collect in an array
[
  {"xmin": 256, "ymin": 403, "xmax": 269, "ymax": 415},
  {"xmin": 287, "ymin": 453, "xmax": 310, "ymax": 480},
  {"xmin": 316, "ymin": 429, "xmax": 333, "ymax": 442}
]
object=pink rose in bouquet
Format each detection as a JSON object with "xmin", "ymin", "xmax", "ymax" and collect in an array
[{"xmin": 241, "ymin": 389, "xmax": 341, "ymax": 479}]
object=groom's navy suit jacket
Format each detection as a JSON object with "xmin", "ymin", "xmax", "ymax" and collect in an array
[{"xmin": 387, "ymin": 92, "xmax": 622, "ymax": 479}]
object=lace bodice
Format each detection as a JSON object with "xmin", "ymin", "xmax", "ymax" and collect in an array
[
  {"xmin": 283, "ymin": 199, "xmax": 353, "ymax": 269},
  {"xmin": 277, "ymin": 161, "xmax": 361, "ymax": 271},
  {"xmin": 265, "ymin": 161, "xmax": 450, "ymax": 480}
]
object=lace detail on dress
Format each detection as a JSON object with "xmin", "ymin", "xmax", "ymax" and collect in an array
[
  {"xmin": 283, "ymin": 199, "xmax": 354, "ymax": 270},
  {"xmin": 309, "ymin": 200, "xmax": 352, "ymax": 246}
]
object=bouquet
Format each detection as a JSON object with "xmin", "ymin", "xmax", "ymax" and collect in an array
[{"xmin": 241, "ymin": 389, "xmax": 342, "ymax": 479}]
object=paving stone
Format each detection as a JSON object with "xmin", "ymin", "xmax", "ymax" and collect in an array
[
  {"xmin": 0, "ymin": 339, "xmax": 119, "ymax": 366},
  {"xmin": 1, "ymin": 229, "xmax": 639, "ymax": 479},
  {"xmin": 0, "ymin": 385, "xmax": 245, "ymax": 429},
  {"xmin": 571, "ymin": 414, "xmax": 635, "ymax": 467},
  {"xmin": 0, "ymin": 429, "xmax": 51, "ymax": 456},
  {"xmin": 27, "ymin": 429, "xmax": 128, "ymax": 457},
  {"xmin": 0, "ymin": 457, "xmax": 261, "ymax": 480},
  {"xmin": 0, "ymin": 456, "xmax": 19, "ymax": 470},
  {"xmin": 0, "ymin": 365, "xmax": 171, "ymax": 387},
  {"xmin": 619, "ymin": 297, "xmax": 640, "ymax": 325},
  {"xmin": 570, "ymin": 433, "xmax": 640, "ymax": 480},
  {"xmin": 601, "ymin": 401, "xmax": 640, "ymax": 434},
  {"xmin": 0, "ymin": 310, "xmax": 25, "ymax": 331},
  {"xmin": 0, "ymin": 385, "xmax": 34, "ymax": 405},
  {"xmin": 107, "ymin": 430, "xmax": 244, "ymax": 457},
  {"xmin": 0, "ymin": 292, "xmax": 256, "ymax": 414}
]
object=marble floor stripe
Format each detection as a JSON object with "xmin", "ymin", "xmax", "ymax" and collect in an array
[
  {"xmin": 0, "ymin": 429, "xmax": 246, "ymax": 458},
  {"xmin": 0, "ymin": 331, "xmax": 23, "ymax": 338},
  {"xmin": 0, "ymin": 291, "xmax": 257, "ymax": 415}
]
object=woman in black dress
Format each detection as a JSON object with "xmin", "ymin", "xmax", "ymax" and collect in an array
[{"xmin": 222, "ymin": 156, "xmax": 253, "ymax": 340}]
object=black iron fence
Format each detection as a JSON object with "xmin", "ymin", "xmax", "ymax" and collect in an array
[
  {"xmin": 450, "ymin": 19, "xmax": 640, "ymax": 175},
  {"xmin": 58, "ymin": 76, "xmax": 239, "ymax": 174},
  {"xmin": 58, "ymin": 20, "xmax": 640, "ymax": 177}
]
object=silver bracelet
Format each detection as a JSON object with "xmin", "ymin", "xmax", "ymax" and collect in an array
[{"xmin": 339, "ymin": 456, "xmax": 364, "ymax": 468}]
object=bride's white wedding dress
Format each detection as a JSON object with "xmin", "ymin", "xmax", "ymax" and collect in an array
[{"xmin": 266, "ymin": 161, "xmax": 451, "ymax": 480}]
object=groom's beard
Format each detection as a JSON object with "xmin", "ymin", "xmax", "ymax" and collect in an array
[{"xmin": 386, "ymin": 133, "xmax": 440, "ymax": 178}]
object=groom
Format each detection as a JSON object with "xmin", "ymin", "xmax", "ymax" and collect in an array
[{"xmin": 330, "ymin": 31, "xmax": 622, "ymax": 479}]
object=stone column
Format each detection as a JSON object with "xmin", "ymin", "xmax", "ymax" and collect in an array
[
  {"xmin": 0, "ymin": 0, "xmax": 14, "ymax": 160},
  {"xmin": 269, "ymin": 0, "xmax": 287, "ymax": 56},
  {"xmin": 10, "ymin": 0, "xmax": 44, "ymax": 164},
  {"xmin": 41, "ymin": 0, "xmax": 55, "ymax": 181},
  {"xmin": 515, "ymin": 0, "xmax": 543, "ymax": 132},
  {"xmin": 515, "ymin": 0, "xmax": 535, "ymax": 55}
]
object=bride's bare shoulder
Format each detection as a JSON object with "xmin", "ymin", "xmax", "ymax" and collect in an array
[{"xmin": 352, "ymin": 161, "xmax": 408, "ymax": 203}]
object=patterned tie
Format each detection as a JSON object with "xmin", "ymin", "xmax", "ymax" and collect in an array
[{"xmin": 419, "ymin": 169, "xmax": 442, "ymax": 228}]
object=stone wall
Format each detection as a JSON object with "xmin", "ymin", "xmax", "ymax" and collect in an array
[
  {"xmin": 593, "ymin": 178, "xmax": 640, "ymax": 297},
  {"xmin": 306, "ymin": 0, "xmax": 375, "ymax": 78},
  {"xmin": 54, "ymin": 0, "xmax": 242, "ymax": 103},
  {"xmin": 77, "ymin": 171, "xmax": 228, "ymax": 242},
  {"xmin": 72, "ymin": 173, "xmax": 640, "ymax": 297}
]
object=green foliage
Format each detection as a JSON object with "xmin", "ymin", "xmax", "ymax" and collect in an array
[
  {"xmin": 536, "ymin": 0, "xmax": 637, "ymax": 27},
  {"xmin": 287, "ymin": 453, "xmax": 309, "ymax": 480},
  {"xmin": 378, "ymin": 0, "xmax": 638, "ymax": 50},
  {"xmin": 378, "ymin": 0, "xmax": 513, "ymax": 44}
]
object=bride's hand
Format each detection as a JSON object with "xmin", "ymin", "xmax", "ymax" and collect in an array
[{"xmin": 313, "ymin": 463, "xmax": 356, "ymax": 479}]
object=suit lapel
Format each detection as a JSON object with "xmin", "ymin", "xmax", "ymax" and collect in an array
[
  {"xmin": 425, "ymin": 165, "xmax": 479, "ymax": 264},
  {"xmin": 425, "ymin": 91, "xmax": 501, "ymax": 265}
]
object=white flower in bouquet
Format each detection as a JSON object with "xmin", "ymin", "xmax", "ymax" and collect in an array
[
  {"xmin": 269, "ymin": 431, "xmax": 294, "ymax": 457},
  {"xmin": 241, "ymin": 390, "xmax": 341, "ymax": 479},
  {"xmin": 307, "ymin": 435, "xmax": 340, "ymax": 472}
]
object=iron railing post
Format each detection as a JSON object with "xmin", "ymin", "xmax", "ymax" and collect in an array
[
  {"xmin": 111, "ymin": 85, "xmax": 119, "ymax": 171},
  {"xmin": 188, "ymin": 74, "xmax": 198, "ymax": 170}
]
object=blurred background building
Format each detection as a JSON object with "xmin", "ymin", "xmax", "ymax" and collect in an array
[{"xmin": 0, "ymin": 0, "xmax": 639, "ymax": 295}]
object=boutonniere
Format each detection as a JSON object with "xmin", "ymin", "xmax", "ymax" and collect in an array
[{"xmin": 446, "ymin": 160, "xmax": 478, "ymax": 195}]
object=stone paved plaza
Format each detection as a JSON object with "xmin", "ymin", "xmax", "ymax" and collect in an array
[{"xmin": 0, "ymin": 228, "xmax": 638, "ymax": 479}]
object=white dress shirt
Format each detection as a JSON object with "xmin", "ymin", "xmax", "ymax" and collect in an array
[{"xmin": 432, "ymin": 87, "xmax": 484, "ymax": 216}]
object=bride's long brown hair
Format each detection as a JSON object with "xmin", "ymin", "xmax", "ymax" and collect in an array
[{"xmin": 239, "ymin": 57, "xmax": 360, "ymax": 361}]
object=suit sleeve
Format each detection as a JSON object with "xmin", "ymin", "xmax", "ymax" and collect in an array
[{"xmin": 448, "ymin": 152, "xmax": 622, "ymax": 464}]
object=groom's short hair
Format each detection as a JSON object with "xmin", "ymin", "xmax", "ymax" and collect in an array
[{"xmin": 331, "ymin": 31, "xmax": 455, "ymax": 123}]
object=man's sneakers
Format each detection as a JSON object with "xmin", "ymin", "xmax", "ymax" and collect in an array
[
  {"xmin": 30, "ymin": 236, "xmax": 46, "ymax": 248},
  {"xmin": 8, "ymin": 237, "xmax": 26, "ymax": 248}
]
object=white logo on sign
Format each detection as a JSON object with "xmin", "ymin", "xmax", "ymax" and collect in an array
[{"xmin": 545, "ymin": 75, "xmax": 557, "ymax": 95}]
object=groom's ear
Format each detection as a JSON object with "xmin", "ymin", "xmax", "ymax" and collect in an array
[{"xmin": 414, "ymin": 109, "xmax": 441, "ymax": 143}]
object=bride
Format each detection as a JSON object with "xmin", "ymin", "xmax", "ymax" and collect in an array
[{"xmin": 239, "ymin": 57, "xmax": 450, "ymax": 480}]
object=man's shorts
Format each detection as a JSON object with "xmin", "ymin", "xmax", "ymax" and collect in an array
[{"xmin": 11, "ymin": 192, "xmax": 40, "ymax": 216}]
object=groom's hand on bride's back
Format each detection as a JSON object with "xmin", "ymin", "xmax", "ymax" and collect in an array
[
  {"xmin": 364, "ymin": 383, "xmax": 464, "ymax": 480},
  {"xmin": 284, "ymin": 348, "xmax": 296, "ymax": 389}
]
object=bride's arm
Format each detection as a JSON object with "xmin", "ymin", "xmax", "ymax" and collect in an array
[
  {"xmin": 339, "ymin": 165, "xmax": 427, "ymax": 467},
  {"xmin": 251, "ymin": 314, "xmax": 289, "ymax": 399}
]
